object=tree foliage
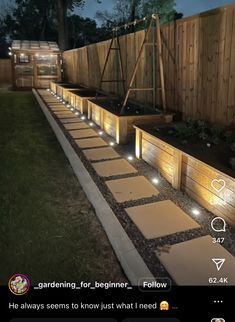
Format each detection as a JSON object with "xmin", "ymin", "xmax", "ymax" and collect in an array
[
  {"xmin": 0, "ymin": 0, "xmax": 106, "ymax": 56},
  {"xmin": 96, "ymin": 0, "xmax": 183, "ymax": 30}
]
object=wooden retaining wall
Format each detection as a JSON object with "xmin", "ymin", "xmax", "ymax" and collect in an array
[
  {"xmin": 63, "ymin": 4, "xmax": 235, "ymax": 126},
  {"xmin": 135, "ymin": 127, "xmax": 235, "ymax": 228},
  {"xmin": 0, "ymin": 59, "xmax": 12, "ymax": 83}
]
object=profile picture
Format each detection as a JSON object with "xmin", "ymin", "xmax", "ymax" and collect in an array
[{"xmin": 8, "ymin": 273, "xmax": 30, "ymax": 295}]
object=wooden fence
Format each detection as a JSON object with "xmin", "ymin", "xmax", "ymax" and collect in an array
[
  {"xmin": 63, "ymin": 4, "xmax": 235, "ymax": 126},
  {"xmin": 0, "ymin": 59, "xmax": 12, "ymax": 83}
]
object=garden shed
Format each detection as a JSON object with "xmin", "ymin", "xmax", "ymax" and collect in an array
[{"xmin": 10, "ymin": 40, "xmax": 62, "ymax": 89}]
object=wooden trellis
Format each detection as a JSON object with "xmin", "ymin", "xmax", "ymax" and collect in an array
[
  {"xmin": 98, "ymin": 14, "xmax": 166, "ymax": 114},
  {"xmin": 121, "ymin": 14, "xmax": 166, "ymax": 114},
  {"xmin": 97, "ymin": 28, "xmax": 126, "ymax": 97}
]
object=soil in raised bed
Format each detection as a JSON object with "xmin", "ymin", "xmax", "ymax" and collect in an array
[
  {"xmin": 138, "ymin": 124, "xmax": 235, "ymax": 178},
  {"xmin": 89, "ymin": 98, "xmax": 161, "ymax": 116},
  {"xmin": 75, "ymin": 90, "xmax": 104, "ymax": 98},
  {"xmin": 60, "ymin": 84, "xmax": 85, "ymax": 89}
]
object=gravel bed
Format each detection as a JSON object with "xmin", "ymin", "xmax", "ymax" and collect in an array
[{"xmin": 41, "ymin": 92, "xmax": 235, "ymax": 283}]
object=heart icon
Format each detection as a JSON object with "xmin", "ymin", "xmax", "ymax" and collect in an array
[{"xmin": 211, "ymin": 179, "xmax": 226, "ymax": 192}]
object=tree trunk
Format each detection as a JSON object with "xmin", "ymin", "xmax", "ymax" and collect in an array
[
  {"xmin": 57, "ymin": 0, "xmax": 68, "ymax": 51},
  {"xmin": 130, "ymin": 0, "xmax": 137, "ymax": 32}
]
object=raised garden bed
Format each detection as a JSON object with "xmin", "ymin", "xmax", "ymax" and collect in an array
[
  {"xmin": 68, "ymin": 90, "xmax": 106, "ymax": 115},
  {"xmin": 50, "ymin": 81, "xmax": 67, "ymax": 93},
  {"xmin": 88, "ymin": 99, "xmax": 173, "ymax": 144},
  {"xmin": 134, "ymin": 123, "xmax": 235, "ymax": 228},
  {"xmin": 62, "ymin": 86, "xmax": 87, "ymax": 102},
  {"xmin": 50, "ymin": 81, "xmax": 84, "ymax": 97}
]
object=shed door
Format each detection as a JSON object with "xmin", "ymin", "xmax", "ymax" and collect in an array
[{"xmin": 34, "ymin": 54, "xmax": 58, "ymax": 88}]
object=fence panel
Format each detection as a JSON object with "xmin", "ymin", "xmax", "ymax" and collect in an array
[{"xmin": 63, "ymin": 4, "xmax": 235, "ymax": 126}]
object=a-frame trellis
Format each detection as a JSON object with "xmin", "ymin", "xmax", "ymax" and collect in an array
[
  {"xmin": 98, "ymin": 14, "xmax": 166, "ymax": 115},
  {"xmin": 97, "ymin": 28, "xmax": 126, "ymax": 97},
  {"xmin": 121, "ymin": 14, "xmax": 166, "ymax": 114}
]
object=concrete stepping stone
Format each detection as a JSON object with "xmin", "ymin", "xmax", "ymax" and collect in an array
[
  {"xmin": 61, "ymin": 118, "xmax": 83, "ymax": 124},
  {"xmin": 67, "ymin": 123, "xmax": 90, "ymax": 131},
  {"xmin": 64, "ymin": 122, "xmax": 89, "ymax": 130},
  {"xmin": 155, "ymin": 235, "xmax": 235, "ymax": 285},
  {"xmin": 83, "ymin": 147, "xmax": 120, "ymax": 161},
  {"xmin": 125, "ymin": 200, "xmax": 200, "ymax": 239},
  {"xmin": 76, "ymin": 138, "xmax": 108, "ymax": 149},
  {"xmin": 51, "ymin": 108, "xmax": 69, "ymax": 112},
  {"xmin": 106, "ymin": 176, "xmax": 159, "ymax": 203},
  {"xmin": 56, "ymin": 114, "xmax": 77, "ymax": 119},
  {"xmin": 92, "ymin": 159, "xmax": 137, "ymax": 177},
  {"xmin": 54, "ymin": 110, "xmax": 73, "ymax": 115},
  {"xmin": 69, "ymin": 129, "xmax": 98, "ymax": 139}
]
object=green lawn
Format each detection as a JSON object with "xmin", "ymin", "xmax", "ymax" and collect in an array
[{"xmin": 0, "ymin": 88, "xmax": 126, "ymax": 284}]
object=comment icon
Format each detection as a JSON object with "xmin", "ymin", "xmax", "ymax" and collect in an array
[{"xmin": 211, "ymin": 217, "xmax": 226, "ymax": 232}]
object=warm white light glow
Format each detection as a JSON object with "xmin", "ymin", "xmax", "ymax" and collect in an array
[
  {"xmin": 192, "ymin": 209, "xmax": 200, "ymax": 216},
  {"xmin": 127, "ymin": 155, "xmax": 134, "ymax": 161},
  {"xmin": 75, "ymin": 112, "xmax": 79, "ymax": 116},
  {"xmin": 70, "ymin": 108, "xmax": 74, "ymax": 111},
  {"xmin": 81, "ymin": 116, "xmax": 86, "ymax": 120},
  {"xmin": 109, "ymin": 142, "xmax": 115, "ymax": 146},
  {"xmin": 152, "ymin": 178, "xmax": 159, "ymax": 185},
  {"xmin": 66, "ymin": 104, "xmax": 70, "ymax": 108},
  {"xmin": 89, "ymin": 122, "xmax": 94, "ymax": 127},
  {"xmin": 98, "ymin": 131, "xmax": 103, "ymax": 136}
]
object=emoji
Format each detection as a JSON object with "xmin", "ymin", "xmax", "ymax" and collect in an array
[{"xmin": 160, "ymin": 301, "xmax": 169, "ymax": 310}]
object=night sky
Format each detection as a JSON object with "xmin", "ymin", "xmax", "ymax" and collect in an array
[
  {"xmin": 77, "ymin": 0, "xmax": 235, "ymax": 20},
  {"xmin": 0, "ymin": 0, "xmax": 235, "ymax": 20}
]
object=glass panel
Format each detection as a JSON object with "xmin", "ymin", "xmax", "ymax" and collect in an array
[
  {"xmin": 19, "ymin": 54, "xmax": 30, "ymax": 63},
  {"xmin": 35, "ymin": 54, "xmax": 57, "ymax": 64},
  {"xmin": 15, "ymin": 65, "xmax": 33, "ymax": 76},
  {"xmin": 37, "ymin": 64, "xmax": 57, "ymax": 76}
]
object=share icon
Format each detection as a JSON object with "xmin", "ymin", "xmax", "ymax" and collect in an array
[{"xmin": 212, "ymin": 258, "xmax": 226, "ymax": 271}]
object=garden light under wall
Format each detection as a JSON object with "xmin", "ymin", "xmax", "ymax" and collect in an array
[
  {"xmin": 109, "ymin": 142, "xmax": 115, "ymax": 146},
  {"xmin": 192, "ymin": 209, "xmax": 200, "ymax": 216},
  {"xmin": 127, "ymin": 155, "xmax": 134, "ymax": 161},
  {"xmin": 66, "ymin": 104, "xmax": 70, "ymax": 108},
  {"xmin": 75, "ymin": 112, "xmax": 79, "ymax": 116},
  {"xmin": 81, "ymin": 116, "xmax": 86, "ymax": 120},
  {"xmin": 89, "ymin": 122, "xmax": 94, "ymax": 127},
  {"xmin": 152, "ymin": 177, "xmax": 159, "ymax": 185},
  {"xmin": 98, "ymin": 131, "xmax": 103, "ymax": 136}
]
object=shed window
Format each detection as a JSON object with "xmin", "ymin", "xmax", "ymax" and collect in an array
[{"xmin": 19, "ymin": 54, "xmax": 30, "ymax": 63}]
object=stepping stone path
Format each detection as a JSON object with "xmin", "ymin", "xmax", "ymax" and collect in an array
[
  {"xmin": 92, "ymin": 159, "xmax": 137, "ymax": 177},
  {"xmin": 56, "ymin": 114, "xmax": 77, "ymax": 119},
  {"xmin": 39, "ymin": 89, "xmax": 235, "ymax": 286},
  {"xmin": 61, "ymin": 118, "xmax": 83, "ymax": 124},
  {"xmin": 76, "ymin": 138, "xmax": 108, "ymax": 149},
  {"xmin": 64, "ymin": 123, "xmax": 88, "ymax": 130},
  {"xmin": 106, "ymin": 176, "xmax": 159, "ymax": 203},
  {"xmin": 125, "ymin": 200, "xmax": 200, "ymax": 239},
  {"xmin": 83, "ymin": 147, "xmax": 120, "ymax": 161},
  {"xmin": 69, "ymin": 128, "xmax": 98, "ymax": 139},
  {"xmin": 66, "ymin": 123, "xmax": 90, "ymax": 130}
]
